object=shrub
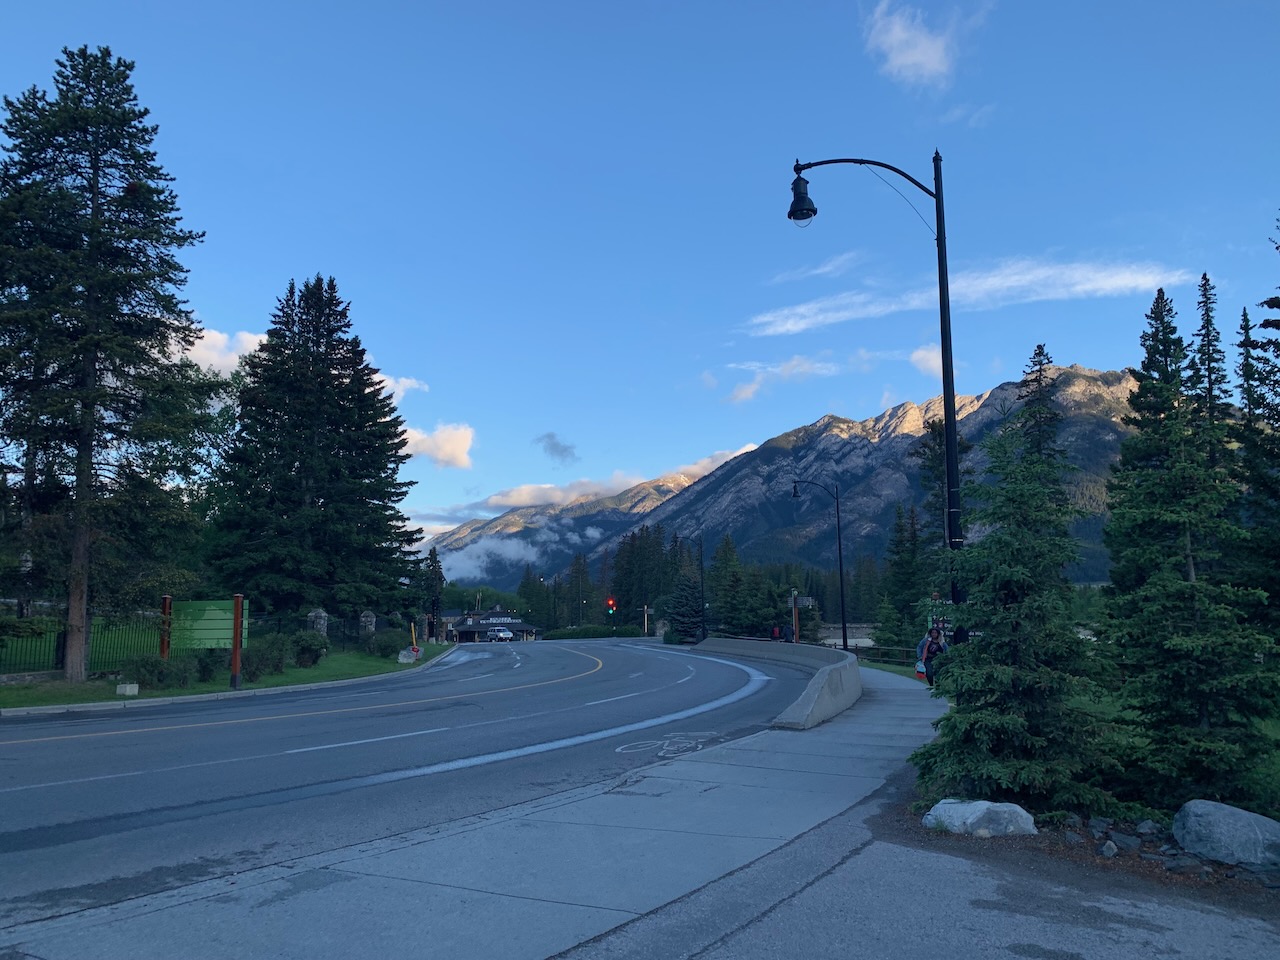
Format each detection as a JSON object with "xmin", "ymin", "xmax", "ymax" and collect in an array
[
  {"xmin": 121, "ymin": 653, "xmax": 168, "ymax": 688},
  {"xmin": 293, "ymin": 630, "xmax": 328, "ymax": 667},
  {"xmin": 240, "ymin": 646, "xmax": 272, "ymax": 683},
  {"xmin": 194, "ymin": 648, "xmax": 229, "ymax": 682},
  {"xmin": 373, "ymin": 628, "xmax": 407, "ymax": 659},
  {"xmin": 256, "ymin": 632, "xmax": 294, "ymax": 673},
  {"xmin": 120, "ymin": 653, "xmax": 197, "ymax": 689}
]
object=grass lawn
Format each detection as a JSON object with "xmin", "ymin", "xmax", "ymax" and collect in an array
[{"xmin": 0, "ymin": 645, "xmax": 452, "ymax": 710}]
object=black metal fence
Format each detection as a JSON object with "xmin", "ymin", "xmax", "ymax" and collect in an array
[{"xmin": 0, "ymin": 613, "xmax": 163, "ymax": 674}]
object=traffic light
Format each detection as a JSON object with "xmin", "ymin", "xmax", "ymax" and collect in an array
[{"xmin": 606, "ymin": 596, "xmax": 616, "ymax": 615}]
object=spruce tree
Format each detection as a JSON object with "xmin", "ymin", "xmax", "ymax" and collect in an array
[
  {"xmin": 1104, "ymin": 290, "xmax": 1277, "ymax": 812},
  {"xmin": 0, "ymin": 47, "xmax": 213, "ymax": 679},
  {"xmin": 912, "ymin": 346, "xmax": 1110, "ymax": 814},
  {"xmin": 208, "ymin": 277, "xmax": 419, "ymax": 616}
]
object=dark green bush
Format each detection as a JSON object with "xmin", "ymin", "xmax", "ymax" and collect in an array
[
  {"xmin": 293, "ymin": 630, "xmax": 328, "ymax": 667},
  {"xmin": 252, "ymin": 632, "xmax": 294, "ymax": 673},
  {"xmin": 121, "ymin": 653, "xmax": 168, "ymax": 688},
  {"xmin": 368, "ymin": 627, "xmax": 407, "ymax": 660},
  {"xmin": 194, "ymin": 648, "xmax": 228, "ymax": 682},
  {"xmin": 120, "ymin": 653, "xmax": 197, "ymax": 689},
  {"xmin": 240, "ymin": 646, "xmax": 272, "ymax": 683}
]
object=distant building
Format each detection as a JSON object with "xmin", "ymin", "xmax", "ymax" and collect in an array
[{"xmin": 449, "ymin": 608, "xmax": 539, "ymax": 642}]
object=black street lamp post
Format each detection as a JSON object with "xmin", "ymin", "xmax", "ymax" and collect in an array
[
  {"xmin": 789, "ymin": 152, "xmax": 963, "ymax": 602},
  {"xmin": 792, "ymin": 479, "xmax": 848, "ymax": 652}
]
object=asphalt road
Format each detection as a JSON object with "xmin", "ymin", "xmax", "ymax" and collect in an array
[{"xmin": 0, "ymin": 639, "xmax": 810, "ymax": 929}]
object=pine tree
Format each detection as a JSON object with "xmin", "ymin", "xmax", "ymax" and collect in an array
[
  {"xmin": 912, "ymin": 346, "xmax": 1110, "ymax": 814},
  {"xmin": 208, "ymin": 277, "xmax": 419, "ymax": 616},
  {"xmin": 0, "ymin": 47, "xmax": 214, "ymax": 679},
  {"xmin": 1103, "ymin": 290, "xmax": 1277, "ymax": 812},
  {"xmin": 667, "ymin": 556, "xmax": 704, "ymax": 641}
]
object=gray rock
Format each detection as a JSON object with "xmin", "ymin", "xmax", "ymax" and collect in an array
[
  {"xmin": 1165, "ymin": 856, "xmax": 1210, "ymax": 875},
  {"xmin": 1172, "ymin": 799, "xmax": 1280, "ymax": 868},
  {"xmin": 1088, "ymin": 816, "xmax": 1113, "ymax": 833},
  {"xmin": 1135, "ymin": 819, "xmax": 1161, "ymax": 836},
  {"xmin": 1110, "ymin": 831, "xmax": 1143, "ymax": 852},
  {"xmin": 1064, "ymin": 814, "xmax": 1083, "ymax": 830},
  {"xmin": 1063, "ymin": 830, "xmax": 1085, "ymax": 845},
  {"xmin": 922, "ymin": 799, "xmax": 1038, "ymax": 837},
  {"xmin": 1098, "ymin": 840, "xmax": 1118, "ymax": 858}
]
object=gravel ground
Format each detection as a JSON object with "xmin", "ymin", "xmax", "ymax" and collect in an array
[{"xmin": 864, "ymin": 765, "xmax": 1280, "ymax": 923}]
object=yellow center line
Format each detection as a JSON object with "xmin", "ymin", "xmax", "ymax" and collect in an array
[{"xmin": 0, "ymin": 648, "xmax": 605, "ymax": 746}]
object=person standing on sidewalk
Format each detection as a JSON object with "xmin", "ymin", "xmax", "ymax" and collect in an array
[{"xmin": 917, "ymin": 627, "xmax": 947, "ymax": 687}]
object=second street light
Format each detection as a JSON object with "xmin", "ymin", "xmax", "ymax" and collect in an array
[
  {"xmin": 789, "ymin": 152, "xmax": 964, "ymax": 604},
  {"xmin": 792, "ymin": 479, "xmax": 848, "ymax": 652}
]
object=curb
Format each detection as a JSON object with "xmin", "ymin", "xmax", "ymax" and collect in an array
[{"xmin": 0, "ymin": 645, "xmax": 462, "ymax": 718}]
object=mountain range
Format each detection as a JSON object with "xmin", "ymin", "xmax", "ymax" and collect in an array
[{"xmin": 433, "ymin": 365, "xmax": 1138, "ymax": 591}]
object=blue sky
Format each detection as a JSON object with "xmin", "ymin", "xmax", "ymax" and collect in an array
[{"xmin": 5, "ymin": 1, "xmax": 1278, "ymax": 562}]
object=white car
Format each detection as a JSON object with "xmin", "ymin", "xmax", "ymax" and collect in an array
[{"xmin": 485, "ymin": 627, "xmax": 514, "ymax": 642}]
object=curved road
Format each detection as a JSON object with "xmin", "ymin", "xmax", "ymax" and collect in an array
[{"xmin": 0, "ymin": 639, "xmax": 810, "ymax": 928}]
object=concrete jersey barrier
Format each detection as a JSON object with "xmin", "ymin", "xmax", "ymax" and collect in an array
[{"xmin": 690, "ymin": 638, "xmax": 863, "ymax": 730}]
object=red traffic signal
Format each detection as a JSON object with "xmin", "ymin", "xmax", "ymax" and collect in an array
[{"xmin": 606, "ymin": 596, "xmax": 616, "ymax": 613}]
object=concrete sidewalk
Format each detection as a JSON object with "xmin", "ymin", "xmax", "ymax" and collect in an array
[
  {"xmin": 1, "ymin": 667, "xmax": 944, "ymax": 960},
  {"xmin": 7, "ymin": 666, "xmax": 1273, "ymax": 960}
]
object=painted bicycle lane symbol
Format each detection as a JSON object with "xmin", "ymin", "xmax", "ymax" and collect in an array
[{"xmin": 615, "ymin": 731, "xmax": 719, "ymax": 759}]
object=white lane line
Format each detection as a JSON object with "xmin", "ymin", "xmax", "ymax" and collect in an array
[
  {"xmin": 456, "ymin": 673, "xmax": 495, "ymax": 683},
  {"xmin": 348, "ymin": 660, "xmax": 772, "ymax": 786},
  {"xmin": 584, "ymin": 691, "xmax": 648, "ymax": 706},
  {"xmin": 4, "ymin": 648, "xmax": 771, "ymax": 794},
  {"xmin": 286, "ymin": 727, "xmax": 450, "ymax": 754}
]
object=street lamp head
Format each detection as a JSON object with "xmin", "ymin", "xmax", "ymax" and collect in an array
[{"xmin": 788, "ymin": 174, "xmax": 816, "ymax": 225}]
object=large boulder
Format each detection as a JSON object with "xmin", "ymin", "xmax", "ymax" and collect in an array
[
  {"xmin": 922, "ymin": 799, "xmax": 1038, "ymax": 837},
  {"xmin": 1172, "ymin": 800, "xmax": 1280, "ymax": 868}
]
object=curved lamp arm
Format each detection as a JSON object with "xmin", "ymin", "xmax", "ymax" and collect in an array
[
  {"xmin": 794, "ymin": 156, "xmax": 936, "ymax": 200},
  {"xmin": 792, "ymin": 478, "xmax": 838, "ymax": 502}
]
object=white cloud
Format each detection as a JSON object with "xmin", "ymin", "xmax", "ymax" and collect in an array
[
  {"xmin": 726, "ymin": 355, "xmax": 841, "ymax": 404},
  {"xmin": 378, "ymin": 375, "xmax": 429, "ymax": 403},
  {"xmin": 748, "ymin": 258, "xmax": 1193, "ymax": 336},
  {"xmin": 852, "ymin": 346, "xmax": 908, "ymax": 372},
  {"xmin": 770, "ymin": 251, "xmax": 862, "ymax": 284},
  {"xmin": 865, "ymin": 1, "xmax": 955, "ymax": 88},
  {"xmin": 186, "ymin": 328, "xmax": 265, "ymax": 373},
  {"xmin": 482, "ymin": 472, "xmax": 644, "ymax": 512},
  {"xmin": 440, "ymin": 536, "xmax": 541, "ymax": 583},
  {"xmin": 404, "ymin": 423, "xmax": 475, "ymax": 468},
  {"xmin": 879, "ymin": 387, "xmax": 898, "ymax": 409},
  {"xmin": 910, "ymin": 343, "xmax": 942, "ymax": 377},
  {"xmin": 672, "ymin": 445, "xmax": 757, "ymax": 479}
]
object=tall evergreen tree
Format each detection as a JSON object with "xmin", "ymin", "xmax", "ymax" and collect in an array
[
  {"xmin": 913, "ymin": 346, "xmax": 1109, "ymax": 814},
  {"xmin": 1104, "ymin": 290, "xmax": 1277, "ymax": 812},
  {"xmin": 208, "ymin": 276, "xmax": 419, "ymax": 615},
  {"xmin": 0, "ymin": 47, "xmax": 214, "ymax": 679}
]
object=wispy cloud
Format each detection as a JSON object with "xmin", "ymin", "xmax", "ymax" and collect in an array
[
  {"xmin": 864, "ymin": 1, "xmax": 955, "ymax": 88},
  {"xmin": 404, "ymin": 423, "xmax": 475, "ymax": 468},
  {"xmin": 770, "ymin": 251, "xmax": 862, "ymax": 284},
  {"xmin": 748, "ymin": 258, "xmax": 1194, "ymax": 336},
  {"xmin": 377, "ymin": 375, "xmax": 429, "ymax": 403},
  {"xmin": 533, "ymin": 431, "xmax": 579, "ymax": 464},
  {"xmin": 186, "ymin": 328, "xmax": 265, "ymax": 373},
  {"xmin": 941, "ymin": 102, "xmax": 996, "ymax": 127},
  {"xmin": 727, "ymin": 355, "xmax": 841, "ymax": 404}
]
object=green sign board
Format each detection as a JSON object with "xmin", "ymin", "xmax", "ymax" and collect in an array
[{"xmin": 171, "ymin": 600, "xmax": 249, "ymax": 650}]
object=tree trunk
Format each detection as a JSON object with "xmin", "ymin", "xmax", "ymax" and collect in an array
[{"xmin": 64, "ymin": 352, "xmax": 98, "ymax": 683}]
